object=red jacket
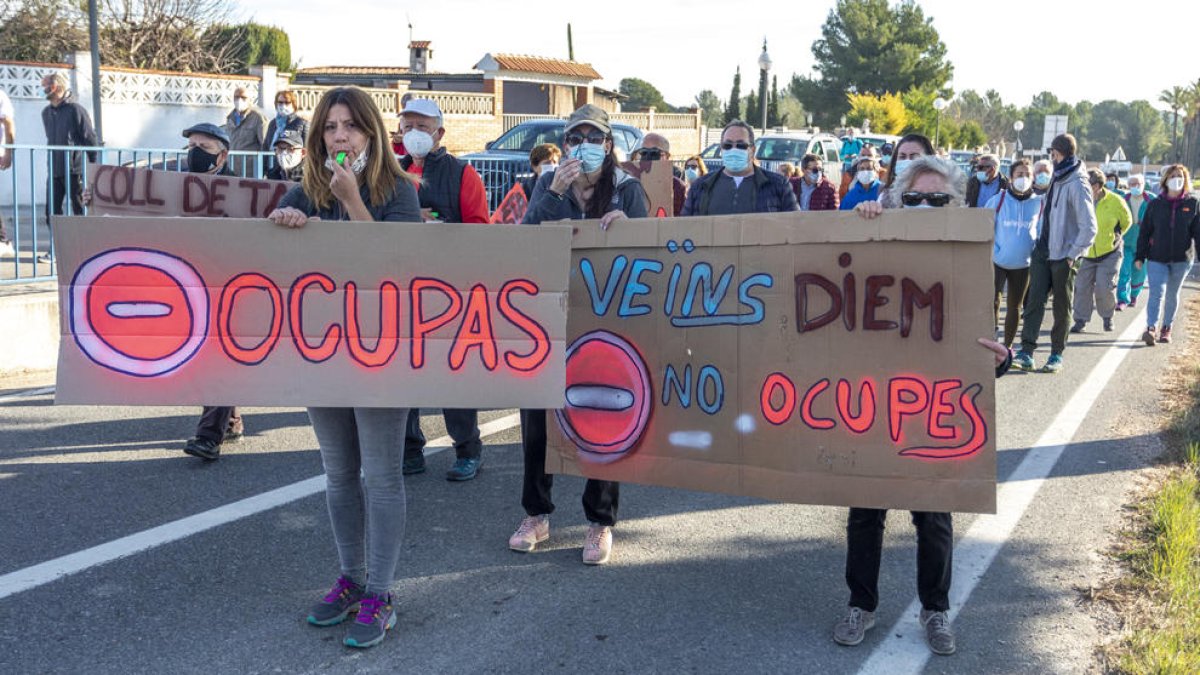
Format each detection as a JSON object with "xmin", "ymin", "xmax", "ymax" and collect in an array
[{"xmin": 791, "ymin": 176, "xmax": 840, "ymax": 211}]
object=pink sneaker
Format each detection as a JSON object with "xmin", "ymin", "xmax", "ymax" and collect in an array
[
  {"xmin": 582, "ymin": 524, "xmax": 613, "ymax": 565},
  {"xmin": 509, "ymin": 515, "xmax": 549, "ymax": 552}
]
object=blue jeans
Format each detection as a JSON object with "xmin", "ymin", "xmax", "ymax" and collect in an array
[{"xmin": 1144, "ymin": 260, "xmax": 1193, "ymax": 329}]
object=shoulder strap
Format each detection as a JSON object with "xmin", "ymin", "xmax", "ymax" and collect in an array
[{"xmin": 995, "ymin": 190, "xmax": 1007, "ymax": 213}]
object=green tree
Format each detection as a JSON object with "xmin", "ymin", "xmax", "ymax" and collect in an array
[
  {"xmin": 955, "ymin": 120, "xmax": 987, "ymax": 150},
  {"xmin": 792, "ymin": 0, "xmax": 952, "ymax": 126},
  {"xmin": 1022, "ymin": 91, "xmax": 1073, "ymax": 155},
  {"xmin": 724, "ymin": 67, "xmax": 742, "ymax": 124},
  {"xmin": 0, "ymin": 0, "xmax": 86, "ymax": 63},
  {"xmin": 694, "ymin": 89, "xmax": 724, "ymax": 127},
  {"xmin": 768, "ymin": 75, "xmax": 783, "ymax": 127},
  {"xmin": 1124, "ymin": 100, "xmax": 1168, "ymax": 163},
  {"xmin": 213, "ymin": 22, "xmax": 292, "ymax": 73},
  {"xmin": 1160, "ymin": 86, "xmax": 1187, "ymax": 161},
  {"xmin": 744, "ymin": 90, "xmax": 760, "ymax": 130},
  {"xmin": 619, "ymin": 77, "xmax": 670, "ymax": 112}
]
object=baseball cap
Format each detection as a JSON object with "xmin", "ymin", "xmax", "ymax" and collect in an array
[
  {"xmin": 273, "ymin": 129, "xmax": 304, "ymax": 149},
  {"xmin": 565, "ymin": 104, "xmax": 611, "ymax": 136},
  {"xmin": 400, "ymin": 98, "xmax": 443, "ymax": 121}
]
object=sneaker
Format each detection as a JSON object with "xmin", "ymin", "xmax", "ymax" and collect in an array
[
  {"xmin": 182, "ymin": 436, "xmax": 221, "ymax": 460},
  {"xmin": 307, "ymin": 575, "xmax": 364, "ymax": 627},
  {"xmin": 582, "ymin": 524, "xmax": 612, "ymax": 565},
  {"xmin": 1103, "ymin": 318, "xmax": 1114, "ymax": 332},
  {"xmin": 1142, "ymin": 327, "xmax": 1157, "ymax": 346},
  {"xmin": 832, "ymin": 606, "xmax": 876, "ymax": 646},
  {"xmin": 0, "ymin": 241, "xmax": 14, "ymax": 258},
  {"xmin": 344, "ymin": 592, "xmax": 396, "ymax": 649},
  {"xmin": 920, "ymin": 609, "xmax": 956, "ymax": 655},
  {"xmin": 1159, "ymin": 326, "xmax": 1172, "ymax": 344},
  {"xmin": 402, "ymin": 454, "xmax": 426, "ymax": 475},
  {"xmin": 1011, "ymin": 350, "xmax": 1036, "ymax": 372},
  {"xmin": 508, "ymin": 515, "xmax": 549, "ymax": 552},
  {"xmin": 1069, "ymin": 320, "xmax": 1086, "ymax": 334},
  {"xmin": 446, "ymin": 457, "xmax": 482, "ymax": 482},
  {"xmin": 1115, "ymin": 302, "xmax": 1126, "ymax": 311},
  {"xmin": 224, "ymin": 418, "xmax": 244, "ymax": 441},
  {"xmin": 1041, "ymin": 353, "xmax": 1064, "ymax": 374},
  {"xmin": 36, "ymin": 252, "xmax": 54, "ymax": 264}
]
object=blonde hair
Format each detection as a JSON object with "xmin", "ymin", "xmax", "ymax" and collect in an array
[
  {"xmin": 1161, "ymin": 163, "xmax": 1192, "ymax": 193},
  {"xmin": 301, "ymin": 87, "xmax": 417, "ymax": 211}
]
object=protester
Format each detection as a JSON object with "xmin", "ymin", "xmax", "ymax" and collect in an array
[
  {"xmin": 1012, "ymin": 134, "xmax": 1097, "ymax": 373},
  {"xmin": 630, "ymin": 133, "xmax": 687, "ymax": 216},
  {"xmin": 1032, "ymin": 159, "xmax": 1053, "ymax": 195},
  {"xmin": 521, "ymin": 143, "xmax": 561, "ymax": 199},
  {"xmin": 224, "ymin": 86, "xmax": 265, "ymax": 177},
  {"xmin": 263, "ymin": 89, "xmax": 308, "ymax": 151},
  {"xmin": 0, "ymin": 86, "xmax": 14, "ymax": 258},
  {"xmin": 792, "ymin": 152, "xmax": 838, "ymax": 211},
  {"xmin": 965, "ymin": 153, "xmax": 1009, "ymax": 208},
  {"xmin": 177, "ymin": 123, "xmax": 246, "ymax": 462},
  {"xmin": 839, "ymin": 127, "xmax": 863, "ymax": 168},
  {"xmin": 842, "ymin": 155, "xmax": 994, "ymax": 657},
  {"xmin": 681, "ymin": 120, "xmax": 798, "ymax": 215},
  {"xmin": 267, "ymin": 86, "xmax": 422, "ymax": 649},
  {"xmin": 839, "ymin": 145, "xmax": 878, "ymax": 198},
  {"xmin": 39, "ymin": 72, "xmax": 97, "ymax": 263},
  {"xmin": 1071, "ymin": 169, "xmax": 1132, "ymax": 333},
  {"xmin": 1117, "ymin": 174, "xmax": 1156, "ymax": 308},
  {"xmin": 1104, "ymin": 170, "xmax": 1121, "ymax": 194},
  {"xmin": 987, "ymin": 158, "xmax": 1043, "ymax": 348},
  {"xmin": 879, "ymin": 133, "xmax": 935, "ymax": 207},
  {"xmin": 839, "ymin": 155, "xmax": 881, "ymax": 211},
  {"xmin": 395, "ymin": 98, "xmax": 490, "ymax": 481},
  {"xmin": 266, "ymin": 129, "xmax": 305, "ymax": 182},
  {"xmin": 1135, "ymin": 164, "xmax": 1199, "ymax": 345},
  {"xmin": 683, "ymin": 155, "xmax": 706, "ymax": 186},
  {"xmin": 516, "ymin": 103, "xmax": 648, "ymax": 565}
]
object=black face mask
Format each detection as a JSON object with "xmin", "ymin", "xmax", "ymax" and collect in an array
[{"xmin": 188, "ymin": 146, "xmax": 220, "ymax": 173}]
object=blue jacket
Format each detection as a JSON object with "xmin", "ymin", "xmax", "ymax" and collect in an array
[
  {"xmin": 680, "ymin": 166, "xmax": 799, "ymax": 216},
  {"xmin": 839, "ymin": 180, "xmax": 881, "ymax": 210},
  {"xmin": 986, "ymin": 189, "xmax": 1044, "ymax": 269}
]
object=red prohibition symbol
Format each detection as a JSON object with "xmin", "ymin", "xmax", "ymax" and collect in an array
[
  {"xmin": 555, "ymin": 330, "xmax": 653, "ymax": 463},
  {"xmin": 69, "ymin": 247, "xmax": 209, "ymax": 377}
]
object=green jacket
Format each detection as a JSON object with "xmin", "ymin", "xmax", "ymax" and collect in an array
[{"xmin": 1085, "ymin": 189, "xmax": 1132, "ymax": 259}]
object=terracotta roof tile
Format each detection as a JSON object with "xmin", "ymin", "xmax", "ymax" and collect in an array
[
  {"xmin": 409, "ymin": 41, "xmax": 432, "ymax": 49},
  {"xmin": 491, "ymin": 54, "xmax": 600, "ymax": 80}
]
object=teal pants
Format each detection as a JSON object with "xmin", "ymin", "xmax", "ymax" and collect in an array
[{"xmin": 1117, "ymin": 225, "xmax": 1146, "ymax": 304}]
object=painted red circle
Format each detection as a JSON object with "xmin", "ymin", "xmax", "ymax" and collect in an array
[
  {"xmin": 87, "ymin": 263, "xmax": 192, "ymax": 361},
  {"xmin": 557, "ymin": 331, "xmax": 652, "ymax": 460}
]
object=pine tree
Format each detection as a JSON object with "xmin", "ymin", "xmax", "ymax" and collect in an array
[
  {"xmin": 724, "ymin": 67, "xmax": 742, "ymax": 124},
  {"xmin": 768, "ymin": 75, "xmax": 782, "ymax": 127}
]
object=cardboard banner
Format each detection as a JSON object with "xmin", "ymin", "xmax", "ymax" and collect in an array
[
  {"xmin": 53, "ymin": 216, "xmax": 571, "ymax": 408},
  {"xmin": 490, "ymin": 183, "xmax": 529, "ymax": 224},
  {"xmin": 547, "ymin": 209, "xmax": 998, "ymax": 513},
  {"xmin": 86, "ymin": 163, "xmax": 293, "ymax": 219},
  {"xmin": 620, "ymin": 159, "xmax": 675, "ymax": 217}
]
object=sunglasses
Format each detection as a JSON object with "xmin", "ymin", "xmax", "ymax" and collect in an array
[
  {"xmin": 638, "ymin": 149, "xmax": 664, "ymax": 161},
  {"xmin": 565, "ymin": 131, "xmax": 608, "ymax": 147},
  {"xmin": 721, "ymin": 141, "xmax": 752, "ymax": 151},
  {"xmin": 900, "ymin": 191, "xmax": 953, "ymax": 207},
  {"xmin": 976, "ymin": 164, "xmax": 995, "ymax": 171}
]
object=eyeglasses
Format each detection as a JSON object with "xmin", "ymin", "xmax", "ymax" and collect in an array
[
  {"xmin": 720, "ymin": 141, "xmax": 752, "ymax": 151},
  {"xmin": 976, "ymin": 164, "xmax": 995, "ymax": 171},
  {"xmin": 565, "ymin": 131, "xmax": 608, "ymax": 147},
  {"xmin": 638, "ymin": 148, "xmax": 664, "ymax": 161},
  {"xmin": 900, "ymin": 191, "xmax": 953, "ymax": 207}
]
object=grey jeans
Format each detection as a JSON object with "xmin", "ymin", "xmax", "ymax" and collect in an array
[
  {"xmin": 307, "ymin": 407, "xmax": 409, "ymax": 596},
  {"xmin": 1073, "ymin": 251, "xmax": 1123, "ymax": 322}
]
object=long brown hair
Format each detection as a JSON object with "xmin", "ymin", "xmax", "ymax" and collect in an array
[{"xmin": 300, "ymin": 87, "xmax": 417, "ymax": 211}]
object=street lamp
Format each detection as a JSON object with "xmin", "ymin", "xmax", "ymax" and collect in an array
[
  {"xmin": 757, "ymin": 39, "xmax": 771, "ymax": 132},
  {"xmin": 932, "ymin": 97, "xmax": 948, "ymax": 149},
  {"xmin": 1013, "ymin": 120, "xmax": 1025, "ymax": 157}
]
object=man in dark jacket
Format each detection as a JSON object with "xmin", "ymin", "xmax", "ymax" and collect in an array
[
  {"xmin": 396, "ymin": 98, "xmax": 490, "ymax": 482},
  {"xmin": 965, "ymin": 153, "xmax": 1009, "ymax": 208},
  {"xmin": 39, "ymin": 72, "xmax": 97, "ymax": 263},
  {"xmin": 178, "ymin": 123, "xmax": 244, "ymax": 461},
  {"xmin": 681, "ymin": 120, "xmax": 799, "ymax": 215},
  {"xmin": 265, "ymin": 129, "xmax": 305, "ymax": 182},
  {"xmin": 796, "ymin": 152, "xmax": 839, "ymax": 210}
]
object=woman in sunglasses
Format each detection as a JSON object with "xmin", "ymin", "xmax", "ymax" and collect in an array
[
  {"xmin": 878, "ymin": 133, "xmax": 936, "ymax": 208},
  {"xmin": 517, "ymin": 103, "xmax": 648, "ymax": 565}
]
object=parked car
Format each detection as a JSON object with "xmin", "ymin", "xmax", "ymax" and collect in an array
[
  {"xmin": 753, "ymin": 132, "xmax": 844, "ymax": 184},
  {"xmin": 696, "ymin": 142, "xmax": 724, "ymax": 172}
]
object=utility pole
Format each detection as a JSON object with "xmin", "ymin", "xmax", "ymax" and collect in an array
[{"xmin": 88, "ymin": 0, "xmax": 103, "ymax": 143}]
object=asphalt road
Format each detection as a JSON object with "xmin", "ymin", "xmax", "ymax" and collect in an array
[{"xmin": 0, "ymin": 280, "xmax": 1192, "ymax": 674}]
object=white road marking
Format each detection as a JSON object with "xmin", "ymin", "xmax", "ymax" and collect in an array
[
  {"xmin": 0, "ymin": 387, "xmax": 56, "ymax": 404},
  {"xmin": 0, "ymin": 412, "xmax": 521, "ymax": 600},
  {"xmin": 857, "ymin": 310, "xmax": 1147, "ymax": 674}
]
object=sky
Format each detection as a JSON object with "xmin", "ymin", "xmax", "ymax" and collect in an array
[{"xmin": 241, "ymin": 0, "xmax": 1196, "ymax": 112}]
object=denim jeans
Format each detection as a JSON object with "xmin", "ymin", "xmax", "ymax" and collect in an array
[{"xmin": 1145, "ymin": 260, "xmax": 1194, "ymax": 329}]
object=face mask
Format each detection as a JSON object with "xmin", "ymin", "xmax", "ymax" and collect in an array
[
  {"xmin": 187, "ymin": 146, "xmax": 220, "ymax": 174},
  {"xmin": 43, "ymin": 86, "xmax": 55, "ymax": 100},
  {"xmin": 1167, "ymin": 177, "xmax": 1186, "ymax": 192},
  {"xmin": 277, "ymin": 150, "xmax": 302, "ymax": 171},
  {"xmin": 402, "ymin": 130, "xmax": 435, "ymax": 158},
  {"xmin": 276, "ymin": 104, "xmax": 294, "ymax": 117},
  {"xmin": 1034, "ymin": 173, "xmax": 1051, "ymax": 188},
  {"xmin": 1105, "ymin": 180, "xmax": 1116, "ymax": 190},
  {"xmin": 722, "ymin": 148, "xmax": 750, "ymax": 173},
  {"xmin": 856, "ymin": 170, "xmax": 875, "ymax": 186},
  {"xmin": 809, "ymin": 171, "xmax": 822, "ymax": 182},
  {"xmin": 539, "ymin": 162, "xmax": 557, "ymax": 173},
  {"xmin": 1130, "ymin": 185, "xmax": 1144, "ymax": 196},
  {"xmin": 975, "ymin": 171, "xmax": 991, "ymax": 183},
  {"xmin": 233, "ymin": 98, "xmax": 248, "ymax": 112},
  {"xmin": 570, "ymin": 142, "xmax": 607, "ymax": 173},
  {"xmin": 685, "ymin": 168, "xmax": 700, "ymax": 182},
  {"xmin": 324, "ymin": 147, "xmax": 370, "ymax": 174},
  {"xmin": 894, "ymin": 158, "xmax": 918, "ymax": 176},
  {"xmin": 1012, "ymin": 176, "xmax": 1032, "ymax": 192}
]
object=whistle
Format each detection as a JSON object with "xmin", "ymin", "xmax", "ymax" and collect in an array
[{"xmin": 336, "ymin": 151, "xmax": 347, "ymax": 165}]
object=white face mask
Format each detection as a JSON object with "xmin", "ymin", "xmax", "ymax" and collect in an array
[
  {"xmin": 856, "ymin": 170, "xmax": 875, "ymax": 185},
  {"xmin": 1167, "ymin": 176, "xmax": 1186, "ymax": 192},
  {"xmin": 276, "ymin": 104, "xmax": 294, "ymax": 117},
  {"xmin": 538, "ymin": 162, "xmax": 557, "ymax": 173},
  {"xmin": 1012, "ymin": 176, "xmax": 1032, "ymax": 192},
  {"xmin": 402, "ymin": 129, "xmax": 435, "ymax": 158},
  {"xmin": 324, "ymin": 147, "xmax": 369, "ymax": 175},
  {"xmin": 277, "ymin": 150, "xmax": 302, "ymax": 170},
  {"xmin": 233, "ymin": 98, "xmax": 248, "ymax": 112}
]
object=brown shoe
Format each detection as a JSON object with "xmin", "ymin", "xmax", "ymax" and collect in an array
[
  {"xmin": 1158, "ymin": 326, "xmax": 1172, "ymax": 344},
  {"xmin": 1142, "ymin": 327, "xmax": 1157, "ymax": 346}
]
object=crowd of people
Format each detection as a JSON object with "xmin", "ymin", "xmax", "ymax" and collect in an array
[{"xmin": 7, "ymin": 78, "xmax": 1199, "ymax": 655}]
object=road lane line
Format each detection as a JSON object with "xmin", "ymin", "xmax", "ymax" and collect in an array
[
  {"xmin": 0, "ymin": 412, "xmax": 521, "ymax": 600},
  {"xmin": 857, "ymin": 310, "xmax": 1147, "ymax": 674},
  {"xmin": 0, "ymin": 387, "xmax": 56, "ymax": 404}
]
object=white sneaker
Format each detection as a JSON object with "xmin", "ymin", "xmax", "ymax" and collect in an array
[
  {"xmin": 508, "ymin": 515, "xmax": 549, "ymax": 552},
  {"xmin": 0, "ymin": 241, "xmax": 14, "ymax": 258},
  {"xmin": 582, "ymin": 524, "xmax": 612, "ymax": 565},
  {"xmin": 37, "ymin": 252, "xmax": 54, "ymax": 264}
]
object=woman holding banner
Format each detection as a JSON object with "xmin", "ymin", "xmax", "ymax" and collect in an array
[
  {"xmin": 267, "ymin": 86, "xmax": 421, "ymax": 649},
  {"xmin": 515, "ymin": 103, "xmax": 648, "ymax": 565}
]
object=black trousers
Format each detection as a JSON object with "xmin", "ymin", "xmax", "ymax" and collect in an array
[
  {"xmin": 845, "ymin": 508, "xmax": 952, "ymax": 613},
  {"xmin": 1020, "ymin": 248, "xmax": 1076, "ymax": 355},
  {"xmin": 520, "ymin": 408, "xmax": 618, "ymax": 526},
  {"xmin": 195, "ymin": 406, "xmax": 240, "ymax": 443},
  {"xmin": 994, "ymin": 265, "xmax": 1031, "ymax": 348},
  {"xmin": 46, "ymin": 173, "xmax": 84, "ymax": 223},
  {"xmin": 403, "ymin": 408, "xmax": 482, "ymax": 460}
]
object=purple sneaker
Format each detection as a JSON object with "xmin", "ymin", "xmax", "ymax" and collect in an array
[
  {"xmin": 344, "ymin": 592, "xmax": 397, "ymax": 648},
  {"xmin": 307, "ymin": 575, "xmax": 364, "ymax": 626}
]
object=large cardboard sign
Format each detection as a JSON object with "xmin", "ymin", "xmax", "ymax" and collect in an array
[
  {"xmin": 53, "ymin": 217, "xmax": 571, "ymax": 408},
  {"xmin": 547, "ymin": 209, "xmax": 998, "ymax": 513},
  {"xmin": 620, "ymin": 159, "xmax": 675, "ymax": 217},
  {"xmin": 86, "ymin": 164, "xmax": 293, "ymax": 219}
]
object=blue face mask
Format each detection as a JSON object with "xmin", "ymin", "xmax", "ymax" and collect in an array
[
  {"xmin": 1130, "ymin": 185, "xmax": 1144, "ymax": 196},
  {"xmin": 1105, "ymin": 180, "xmax": 1116, "ymax": 190},
  {"xmin": 975, "ymin": 171, "xmax": 989, "ymax": 183},
  {"xmin": 685, "ymin": 168, "xmax": 699, "ymax": 182},
  {"xmin": 1034, "ymin": 173, "xmax": 1051, "ymax": 188},
  {"xmin": 570, "ymin": 142, "xmax": 606, "ymax": 173},
  {"xmin": 893, "ymin": 159, "xmax": 913, "ymax": 176},
  {"xmin": 722, "ymin": 148, "xmax": 750, "ymax": 173}
]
